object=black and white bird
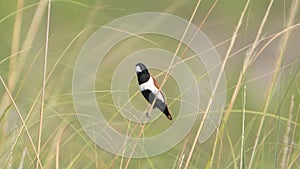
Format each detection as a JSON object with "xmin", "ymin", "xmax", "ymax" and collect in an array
[{"xmin": 135, "ymin": 63, "xmax": 172, "ymax": 120}]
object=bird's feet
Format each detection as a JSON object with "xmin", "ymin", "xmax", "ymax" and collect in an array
[{"xmin": 146, "ymin": 112, "xmax": 152, "ymax": 118}]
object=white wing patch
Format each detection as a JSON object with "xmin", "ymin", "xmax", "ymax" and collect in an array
[{"xmin": 139, "ymin": 76, "xmax": 165, "ymax": 103}]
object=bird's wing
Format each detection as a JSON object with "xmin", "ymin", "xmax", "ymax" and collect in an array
[
  {"xmin": 144, "ymin": 90, "xmax": 166, "ymax": 110},
  {"xmin": 150, "ymin": 75, "xmax": 165, "ymax": 103},
  {"xmin": 140, "ymin": 75, "xmax": 166, "ymax": 103},
  {"xmin": 151, "ymin": 75, "xmax": 160, "ymax": 89},
  {"xmin": 155, "ymin": 91, "xmax": 165, "ymax": 103}
]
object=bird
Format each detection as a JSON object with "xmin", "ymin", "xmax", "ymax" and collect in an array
[{"xmin": 135, "ymin": 63, "xmax": 172, "ymax": 120}]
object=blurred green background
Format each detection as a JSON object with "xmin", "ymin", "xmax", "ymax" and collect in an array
[{"xmin": 0, "ymin": 0, "xmax": 299, "ymax": 168}]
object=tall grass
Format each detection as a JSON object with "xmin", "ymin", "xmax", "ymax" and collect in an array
[{"xmin": 0, "ymin": 0, "xmax": 299, "ymax": 168}]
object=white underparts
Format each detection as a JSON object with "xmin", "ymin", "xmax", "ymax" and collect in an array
[{"xmin": 139, "ymin": 76, "xmax": 165, "ymax": 103}]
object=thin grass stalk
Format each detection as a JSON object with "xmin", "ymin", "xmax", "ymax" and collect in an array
[
  {"xmin": 0, "ymin": 0, "xmax": 48, "ymax": 110},
  {"xmin": 93, "ymin": 141, "xmax": 99, "ymax": 169},
  {"xmin": 178, "ymin": 154, "xmax": 185, "ymax": 169},
  {"xmin": 18, "ymin": 147, "xmax": 27, "ymax": 169},
  {"xmin": 123, "ymin": 123, "xmax": 147, "ymax": 169},
  {"xmin": 265, "ymin": 1, "xmax": 285, "ymax": 163},
  {"xmin": 273, "ymin": 66, "xmax": 297, "ymax": 168},
  {"xmin": 0, "ymin": 0, "xmax": 24, "ymax": 132},
  {"xmin": 246, "ymin": 0, "xmax": 275, "ymax": 66},
  {"xmin": 226, "ymin": 128, "xmax": 239, "ymax": 169},
  {"xmin": 286, "ymin": 101, "xmax": 300, "ymax": 167},
  {"xmin": 281, "ymin": 95, "xmax": 294, "ymax": 168},
  {"xmin": 0, "ymin": 0, "xmax": 24, "ymax": 116},
  {"xmin": 39, "ymin": 119, "xmax": 69, "ymax": 169},
  {"xmin": 208, "ymin": 126, "xmax": 220, "ymax": 169},
  {"xmin": 218, "ymin": 3, "xmax": 277, "ymax": 166},
  {"xmin": 55, "ymin": 124, "xmax": 69, "ymax": 169},
  {"xmin": 185, "ymin": 0, "xmax": 251, "ymax": 168},
  {"xmin": 36, "ymin": 1, "xmax": 51, "ymax": 168},
  {"xmin": 287, "ymin": 152, "xmax": 300, "ymax": 169},
  {"xmin": 0, "ymin": 0, "xmax": 49, "ymax": 167},
  {"xmin": 0, "ymin": 76, "xmax": 43, "ymax": 168},
  {"xmin": 216, "ymin": 131, "xmax": 223, "ymax": 169},
  {"xmin": 179, "ymin": 0, "xmax": 219, "ymax": 60},
  {"xmin": 109, "ymin": 114, "xmax": 148, "ymax": 168},
  {"xmin": 273, "ymin": 0, "xmax": 289, "ymax": 165},
  {"xmin": 248, "ymin": 0, "xmax": 298, "ymax": 168},
  {"xmin": 8, "ymin": 129, "xmax": 17, "ymax": 169},
  {"xmin": 65, "ymin": 144, "xmax": 89, "ymax": 169},
  {"xmin": 38, "ymin": 121, "xmax": 65, "ymax": 169},
  {"xmin": 54, "ymin": 0, "xmax": 104, "ymax": 97},
  {"xmin": 176, "ymin": 136, "xmax": 189, "ymax": 169},
  {"xmin": 119, "ymin": 121, "xmax": 131, "ymax": 169},
  {"xmin": 15, "ymin": 0, "xmax": 47, "ymax": 75},
  {"xmin": 286, "ymin": 102, "xmax": 300, "ymax": 169},
  {"xmin": 240, "ymin": 85, "xmax": 246, "ymax": 169},
  {"xmin": 4, "ymin": 28, "xmax": 89, "ymax": 169},
  {"xmin": 160, "ymin": 0, "xmax": 203, "ymax": 90},
  {"xmin": 220, "ymin": 1, "xmax": 275, "ymax": 157}
]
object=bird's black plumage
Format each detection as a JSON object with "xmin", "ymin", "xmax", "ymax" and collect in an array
[
  {"xmin": 135, "ymin": 63, "xmax": 172, "ymax": 120},
  {"xmin": 136, "ymin": 63, "xmax": 150, "ymax": 85}
]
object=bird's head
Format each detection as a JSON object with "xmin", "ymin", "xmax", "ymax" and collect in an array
[{"xmin": 135, "ymin": 63, "xmax": 149, "ymax": 74}]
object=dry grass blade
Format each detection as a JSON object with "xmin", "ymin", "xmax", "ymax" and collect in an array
[
  {"xmin": 219, "ymin": 3, "xmax": 282, "ymax": 159},
  {"xmin": 176, "ymin": 136, "xmax": 189, "ymax": 169},
  {"xmin": 160, "ymin": 0, "xmax": 203, "ymax": 90},
  {"xmin": 286, "ymin": 102, "xmax": 300, "ymax": 169},
  {"xmin": 123, "ymin": 123, "xmax": 147, "ymax": 169},
  {"xmin": 0, "ymin": 0, "xmax": 48, "ymax": 110},
  {"xmin": 281, "ymin": 95, "xmax": 294, "ymax": 169},
  {"xmin": 119, "ymin": 121, "xmax": 131, "ymax": 169},
  {"xmin": 179, "ymin": 153, "xmax": 185, "ymax": 169},
  {"xmin": 0, "ymin": 76, "xmax": 43, "ymax": 168},
  {"xmin": 179, "ymin": 0, "xmax": 219, "ymax": 60},
  {"xmin": 185, "ymin": 0, "xmax": 251, "ymax": 168},
  {"xmin": 19, "ymin": 147, "xmax": 27, "ymax": 169},
  {"xmin": 248, "ymin": 0, "xmax": 298, "ymax": 168},
  {"xmin": 240, "ymin": 85, "xmax": 246, "ymax": 169},
  {"xmin": 36, "ymin": 0, "xmax": 51, "ymax": 168},
  {"xmin": 55, "ymin": 123, "xmax": 70, "ymax": 169},
  {"xmin": 286, "ymin": 100, "xmax": 300, "ymax": 168},
  {"xmin": 8, "ymin": 129, "xmax": 17, "ymax": 169},
  {"xmin": 0, "ymin": 0, "xmax": 24, "ymax": 136},
  {"xmin": 208, "ymin": 125, "xmax": 221, "ymax": 169}
]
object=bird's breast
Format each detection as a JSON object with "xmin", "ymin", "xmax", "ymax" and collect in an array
[
  {"xmin": 139, "ymin": 77, "xmax": 155, "ymax": 91},
  {"xmin": 138, "ymin": 77, "xmax": 165, "ymax": 103}
]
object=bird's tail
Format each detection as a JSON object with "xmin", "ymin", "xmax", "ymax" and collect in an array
[{"xmin": 163, "ymin": 107, "xmax": 172, "ymax": 120}]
